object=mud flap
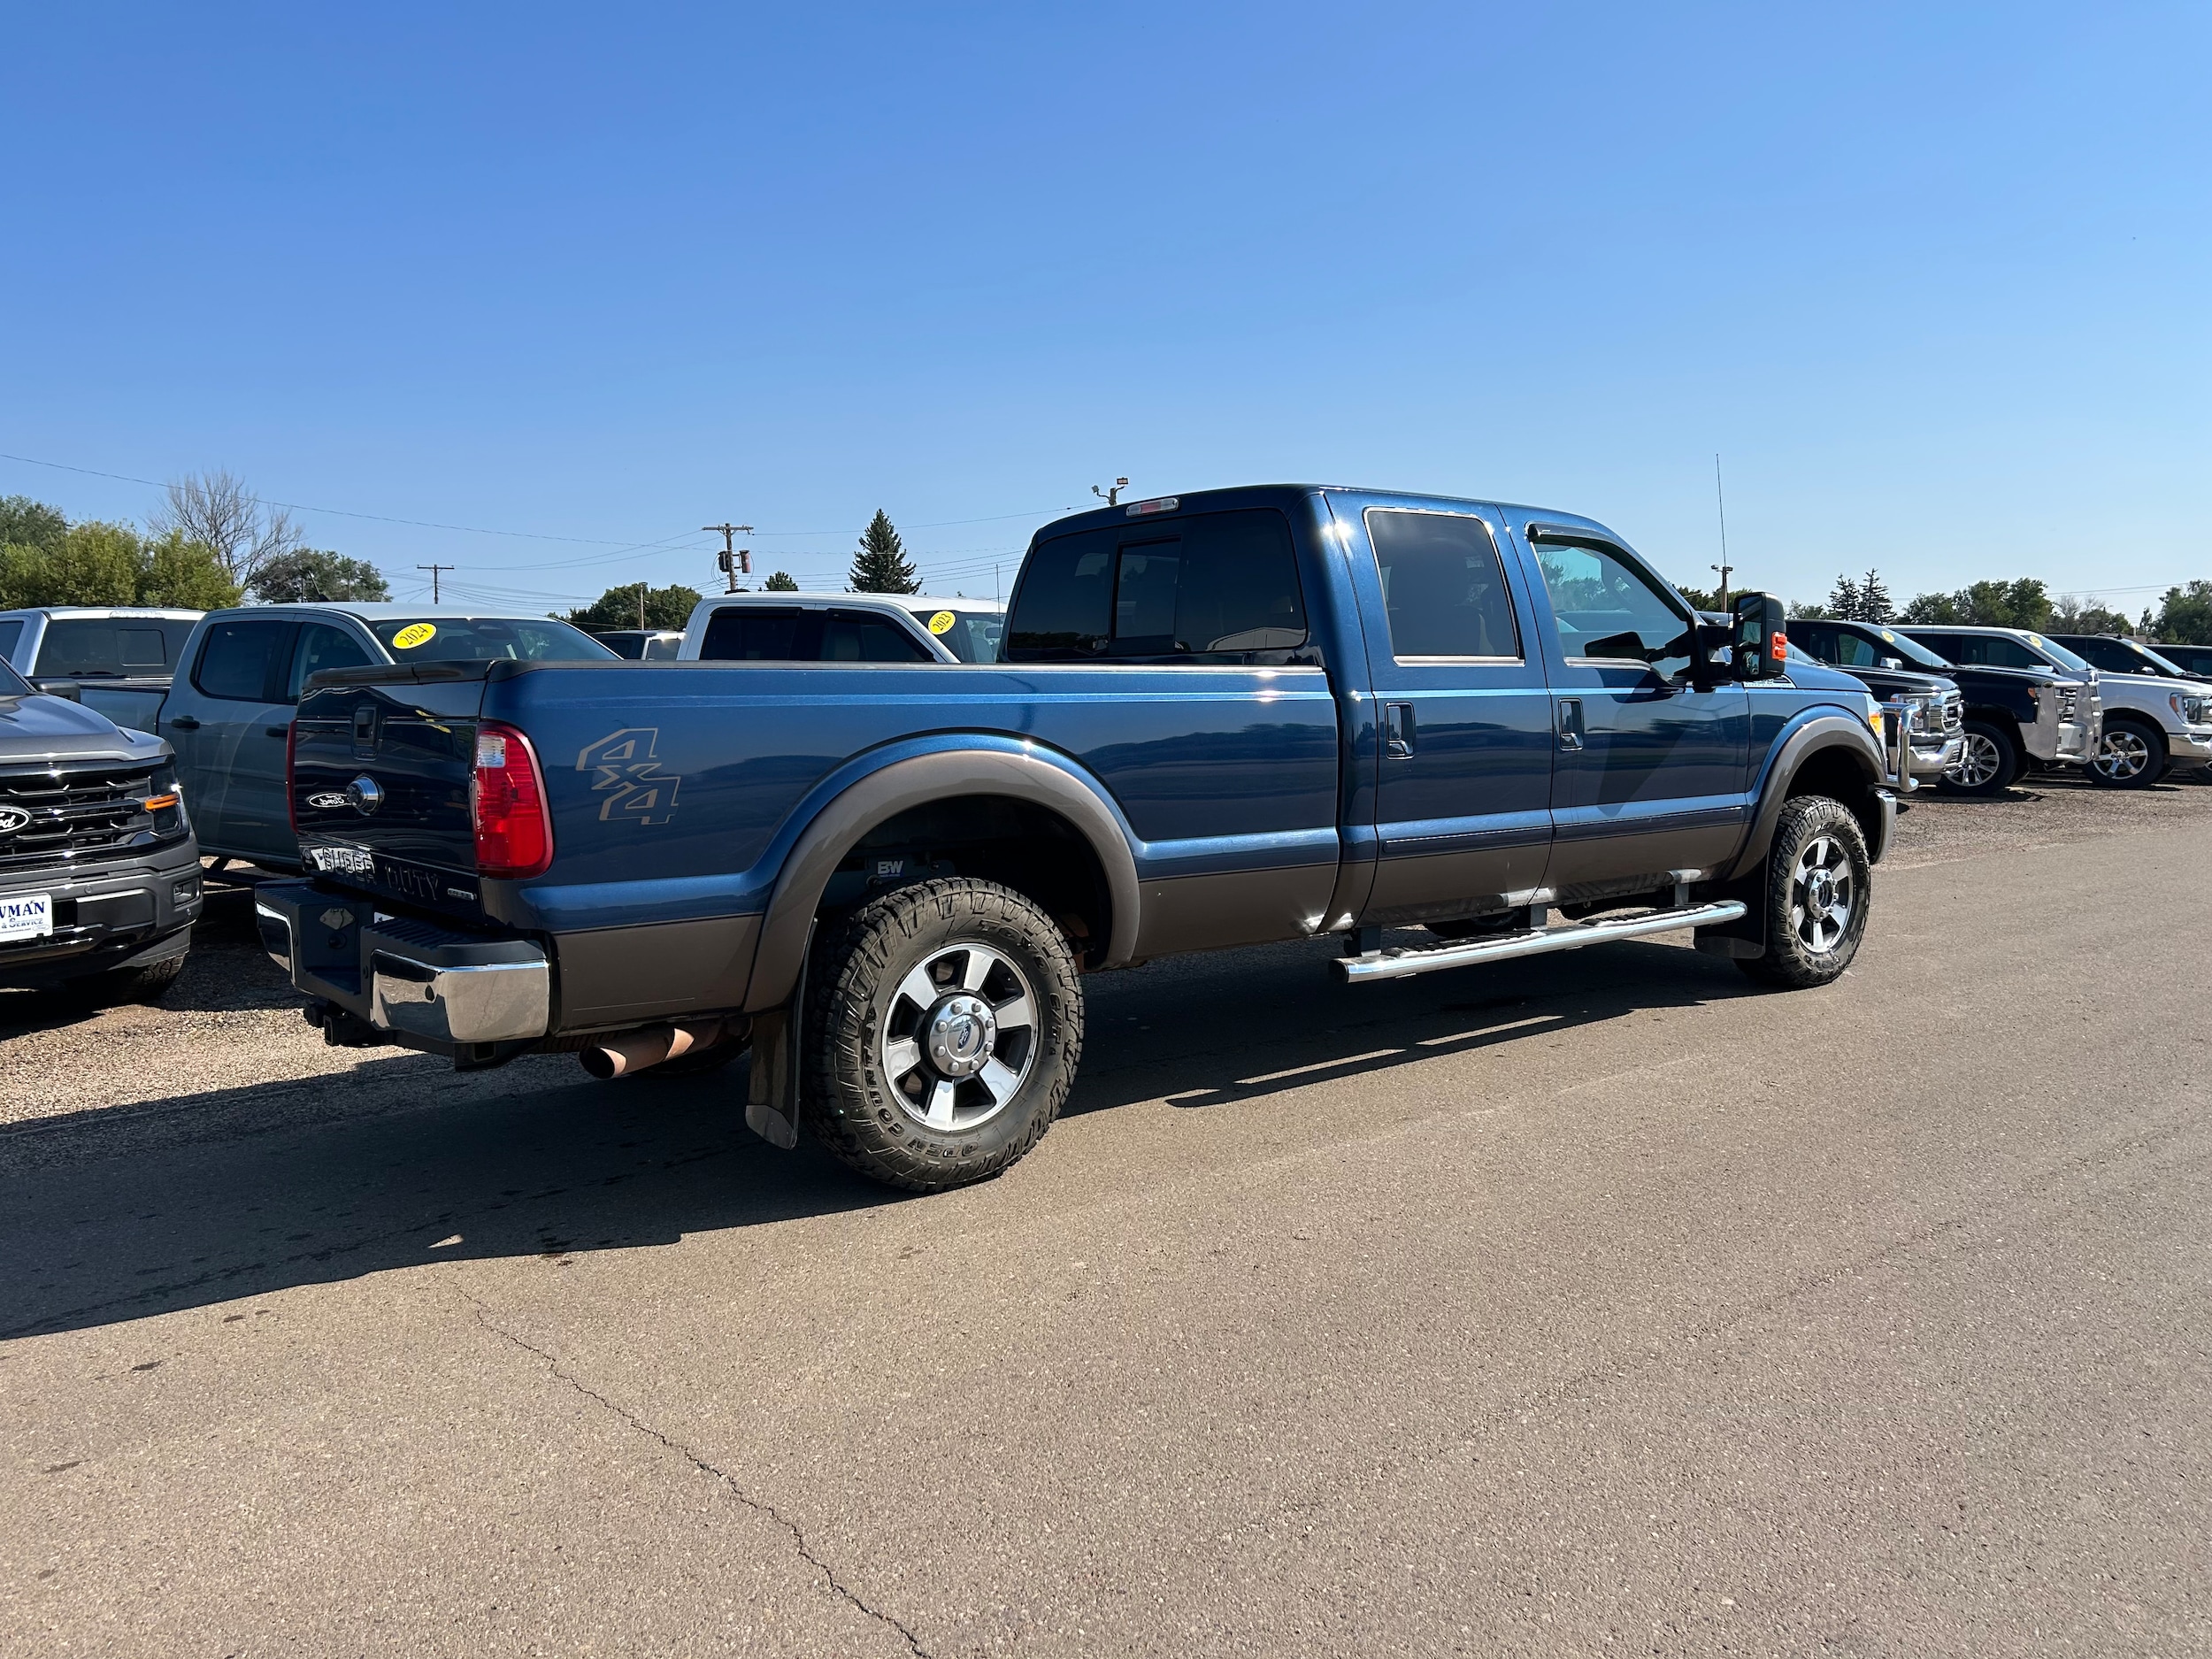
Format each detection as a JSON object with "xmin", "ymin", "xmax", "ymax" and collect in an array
[
  {"xmin": 1693, "ymin": 871, "xmax": 1767, "ymax": 960},
  {"xmin": 742, "ymin": 924, "xmax": 811, "ymax": 1149}
]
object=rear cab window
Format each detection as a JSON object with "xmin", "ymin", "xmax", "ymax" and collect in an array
[
  {"xmin": 1005, "ymin": 509, "xmax": 1310, "ymax": 664},
  {"xmin": 1365, "ymin": 511, "xmax": 1521, "ymax": 659},
  {"xmin": 34, "ymin": 617, "xmax": 196, "ymax": 678}
]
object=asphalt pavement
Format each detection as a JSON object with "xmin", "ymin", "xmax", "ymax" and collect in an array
[{"xmin": 3, "ymin": 778, "xmax": 2208, "ymax": 1655}]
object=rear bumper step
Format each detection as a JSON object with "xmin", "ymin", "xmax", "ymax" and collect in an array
[{"xmin": 1334, "ymin": 900, "xmax": 1748, "ymax": 984}]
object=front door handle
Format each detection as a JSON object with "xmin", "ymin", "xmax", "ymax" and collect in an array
[
  {"xmin": 1556, "ymin": 697, "xmax": 1585, "ymax": 751},
  {"xmin": 1385, "ymin": 702, "xmax": 1415, "ymax": 757},
  {"xmin": 167, "ymin": 714, "xmax": 200, "ymax": 730}
]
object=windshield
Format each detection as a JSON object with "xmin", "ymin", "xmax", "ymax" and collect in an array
[
  {"xmin": 1862, "ymin": 626, "xmax": 1951, "ymax": 670},
  {"xmin": 2023, "ymin": 634, "xmax": 2093, "ymax": 673},
  {"xmin": 2123, "ymin": 640, "xmax": 2188, "ymax": 676},
  {"xmin": 33, "ymin": 617, "xmax": 198, "ymax": 678},
  {"xmin": 369, "ymin": 616, "xmax": 618, "ymax": 663},
  {"xmin": 908, "ymin": 606, "xmax": 1003, "ymax": 663}
]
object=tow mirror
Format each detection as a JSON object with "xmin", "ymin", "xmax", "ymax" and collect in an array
[{"xmin": 1732, "ymin": 593, "xmax": 1788, "ymax": 680}]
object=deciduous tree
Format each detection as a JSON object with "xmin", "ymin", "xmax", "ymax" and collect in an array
[
  {"xmin": 150, "ymin": 468, "xmax": 302, "ymax": 585},
  {"xmin": 561, "ymin": 583, "xmax": 703, "ymax": 632},
  {"xmin": 251, "ymin": 549, "xmax": 391, "ymax": 603}
]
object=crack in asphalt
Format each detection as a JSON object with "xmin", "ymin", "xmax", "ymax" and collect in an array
[{"xmin": 457, "ymin": 1286, "xmax": 928, "ymax": 1659}]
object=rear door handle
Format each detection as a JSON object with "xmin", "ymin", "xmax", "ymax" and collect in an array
[
  {"xmin": 166, "ymin": 714, "xmax": 200, "ymax": 730},
  {"xmin": 1385, "ymin": 703, "xmax": 1415, "ymax": 757},
  {"xmin": 1556, "ymin": 697, "xmax": 1585, "ymax": 751}
]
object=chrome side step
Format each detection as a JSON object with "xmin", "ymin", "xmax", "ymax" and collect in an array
[{"xmin": 1333, "ymin": 900, "xmax": 1748, "ymax": 984}]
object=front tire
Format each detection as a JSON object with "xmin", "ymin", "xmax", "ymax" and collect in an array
[
  {"xmin": 1940, "ymin": 719, "xmax": 2018, "ymax": 795},
  {"xmin": 803, "ymin": 878, "xmax": 1083, "ymax": 1193},
  {"xmin": 63, "ymin": 951, "xmax": 186, "ymax": 1008},
  {"xmin": 1735, "ymin": 795, "xmax": 1870, "ymax": 990},
  {"xmin": 2087, "ymin": 719, "xmax": 2166, "ymax": 789}
]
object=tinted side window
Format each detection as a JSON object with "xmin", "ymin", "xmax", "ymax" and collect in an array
[
  {"xmin": 1947, "ymin": 634, "xmax": 2041, "ymax": 670},
  {"xmin": 1367, "ymin": 511, "xmax": 1519, "ymax": 658},
  {"xmin": 0, "ymin": 619, "xmax": 21, "ymax": 661},
  {"xmin": 1006, "ymin": 510, "xmax": 1306, "ymax": 663},
  {"xmin": 698, "ymin": 608, "xmax": 816, "ymax": 661},
  {"xmin": 1790, "ymin": 624, "xmax": 1839, "ymax": 663},
  {"xmin": 193, "ymin": 620, "xmax": 293, "ymax": 702},
  {"xmin": 1532, "ymin": 540, "xmax": 1694, "ymax": 679},
  {"xmin": 1006, "ymin": 531, "xmax": 1114, "ymax": 658},
  {"xmin": 823, "ymin": 611, "xmax": 932, "ymax": 662},
  {"xmin": 287, "ymin": 623, "xmax": 373, "ymax": 700},
  {"xmin": 1831, "ymin": 629, "xmax": 1882, "ymax": 668}
]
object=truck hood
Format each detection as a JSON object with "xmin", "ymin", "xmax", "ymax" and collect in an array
[
  {"xmin": 1829, "ymin": 664, "xmax": 1956, "ymax": 698},
  {"xmin": 0, "ymin": 691, "xmax": 170, "ymax": 766}
]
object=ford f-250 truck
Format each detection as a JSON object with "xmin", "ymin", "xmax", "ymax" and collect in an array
[{"xmin": 253, "ymin": 486, "xmax": 1900, "ymax": 1191}]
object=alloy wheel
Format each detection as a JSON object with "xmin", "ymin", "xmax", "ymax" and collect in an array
[
  {"xmin": 1947, "ymin": 733, "xmax": 2001, "ymax": 788},
  {"xmin": 1788, "ymin": 835, "xmax": 1855, "ymax": 955},
  {"xmin": 2093, "ymin": 728, "xmax": 2152, "ymax": 783},
  {"xmin": 879, "ymin": 941, "xmax": 1039, "ymax": 1132}
]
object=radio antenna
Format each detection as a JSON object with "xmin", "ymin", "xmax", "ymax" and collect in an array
[{"xmin": 1710, "ymin": 453, "xmax": 1733, "ymax": 607}]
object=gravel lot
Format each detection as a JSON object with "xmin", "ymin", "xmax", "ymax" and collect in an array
[{"xmin": 4, "ymin": 771, "xmax": 2208, "ymax": 1656}]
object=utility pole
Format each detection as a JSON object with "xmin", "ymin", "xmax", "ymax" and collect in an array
[
  {"xmin": 1092, "ymin": 477, "xmax": 1129, "ymax": 507},
  {"xmin": 416, "ymin": 563, "xmax": 454, "ymax": 603},
  {"xmin": 1709, "ymin": 455, "xmax": 1732, "ymax": 609},
  {"xmin": 636, "ymin": 580, "xmax": 649, "ymax": 630},
  {"xmin": 704, "ymin": 523, "xmax": 754, "ymax": 594}
]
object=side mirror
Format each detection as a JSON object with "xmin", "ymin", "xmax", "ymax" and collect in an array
[
  {"xmin": 1732, "ymin": 593, "xmax": 1788, "ymax": 680},
  {"xmin": 32, "ymin": 678, "xmax": 82, "ymax": 703}
]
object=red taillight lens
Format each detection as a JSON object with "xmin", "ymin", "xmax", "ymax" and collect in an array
[
  {"xmin": 471, "ymin": 721, "xmax": 552, "ymax": 878},
  {"xmin": 285, "ymin": 719, "xmax": 300, "ymax": 833}
]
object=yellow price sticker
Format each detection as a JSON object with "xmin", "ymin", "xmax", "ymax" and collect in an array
[
  {"xmin": 927, "ymin": 610, "xmax": 956, "ymax": 635},
  {"xmin": 391, "ymin": 622, "xmax": 437, "ymax": 649}
]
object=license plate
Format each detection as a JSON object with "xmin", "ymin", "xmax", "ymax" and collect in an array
[
  {"xmin": 308, "ymin": 845, "xmax": 375, "ymax": 875},
  {"xmin": 0, "ymin": 892, "xmax": 53, "ymax": 942}
]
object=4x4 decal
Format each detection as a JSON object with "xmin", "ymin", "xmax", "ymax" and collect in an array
[{"xmin": 576, "ymin": 727, "xmax": 681, "ymax": 826}]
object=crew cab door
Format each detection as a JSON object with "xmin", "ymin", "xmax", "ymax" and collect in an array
[
  {"xmin": 163, "ymin": 616, "xmax": 299, "ymax": 858},
  {"xmin": 1345, "ymin": 503, "xmax": 1555, "ymax": 926},
  {"xmin": 1512, "ymin": 522, "xmax": 1748, "ymax": 892}
]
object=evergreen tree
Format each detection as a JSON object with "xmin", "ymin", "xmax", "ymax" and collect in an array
[
  {"xmin": 1857, "ymin": 569, "xmax": 1893, "ymax": 622},
  {"xmin": 1827, "ymin": 573, "xmax": 1863, "ymax": 618},
  {"xmin": 848, "ymin": 510, "xmax": 918, "ymax": 594},
  {"xmin": 764, "ymin": 570, "xmax": 799, "ymax": 591}
]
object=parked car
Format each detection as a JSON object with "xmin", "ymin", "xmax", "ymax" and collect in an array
[
  {"xmin": 2050, "ymin": 633, "xmax": 2212, "ymax": 687},
  {"xmin": 256, "ymin": 484, "xmax": 1899, "ymax": 1192},
  {"xmin": 2143, "ymin": 641, "xmax": 2212, "ymax": 680},
  {"xmin": 155, "ymin": 603, "xmax": 618, "ymax": 872},
  {"xmin": 0, "ymin": 651, "xmax": 201, "ymax": 1002},
  {"xmin": 1788, "ymin": 618, "xmax": 2082, "ymax": 795},
  {"xmin": 1768, "ymin": 622, "xmax": 1962, "ymax": 787},
  {"xmin": 595, "ymin": 629, "xmax": 685, "ymax": 660},
  {"xmin": 1901, "ymin": 625, "xmax": 2207, "ymax": 789},
  {"xmin": 0, "ymin": 607, "xmax": 204, "ymax": 732},
  {"xmin": 679, "ymin": 593, "xmax": 1005, "ymax": 664}
]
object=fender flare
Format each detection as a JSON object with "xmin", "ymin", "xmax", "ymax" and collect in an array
[
  {"xmin": 741, "ymin": 740, "xmax": 1143, "ymax": 1013},
  {"xmin": 1718, "ymin": 710, "xmax": 1886, "ymax": 881}
]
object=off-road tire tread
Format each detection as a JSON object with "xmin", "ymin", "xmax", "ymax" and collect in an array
[
  {"xmin": 1734, "ymin": 795, "xmax": 1870, "ymax": 990},
  {"xmin": 66, "ymin": 952, "xmax": 187, "ymax": 1008},
  {"xmin": 802, "ymin": 877, "xmax": 1082, "ymax": 1193}
]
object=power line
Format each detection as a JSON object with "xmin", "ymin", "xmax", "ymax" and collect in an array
[{"xmin": 417, "ymin": 563, "xmax": 454, "ymax": 603}]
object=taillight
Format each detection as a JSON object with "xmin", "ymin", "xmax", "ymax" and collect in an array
[
  {"xmin": 285, "ymin": 720, "xmax": 300, "ymax": 833},
  {"xmin": 471, "ymin": 721, "xmax": 552, "ymax": 878}
]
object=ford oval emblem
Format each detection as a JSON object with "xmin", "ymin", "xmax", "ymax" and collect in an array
[
  {"xmin": 305, "ymin": 791, "xmax": 349, "ymax": 810},
  {"xmin": 0, "ymin": 805, "xmax": 29, "ymax": 834},
  {"xmin": 346, "ymin": 775, "xmax": 384, "ymax": 816}
]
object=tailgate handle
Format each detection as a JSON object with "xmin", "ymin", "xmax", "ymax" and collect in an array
[
  {"xmin": 265, "ymin": 725, "xmax": 291, "ymax": 738},
  {"xmin": 352, "ymin": 703, "xmax": 378, "ymax": 757}
]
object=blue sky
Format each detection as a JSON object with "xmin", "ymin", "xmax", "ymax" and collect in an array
[{"xmin": 4, "ymin": 3, "xmax": 2204, "ymax": 611}]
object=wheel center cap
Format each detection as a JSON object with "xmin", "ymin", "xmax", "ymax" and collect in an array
[
  {"xmin": 926, "ymin": 995, "xmax": 996, "ymax": 1078},
  {"xmin": 1805, "ymin": 870, "xmax": 1835, "ymax": 917}
]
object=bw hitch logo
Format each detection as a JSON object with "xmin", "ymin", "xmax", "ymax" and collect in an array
[{"xmin": 576, "ymin": 728, "xmax": 681, "ymax": 826}]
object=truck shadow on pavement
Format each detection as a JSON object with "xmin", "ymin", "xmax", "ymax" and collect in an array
[{"xmin": 0, "ymin": 934, "xmax": 1755, "ymax": 1342}]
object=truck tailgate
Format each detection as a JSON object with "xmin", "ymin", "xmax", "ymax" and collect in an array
[{"xmin": 291, "ymin": 663, "xmax": 492, "ymax": 916}]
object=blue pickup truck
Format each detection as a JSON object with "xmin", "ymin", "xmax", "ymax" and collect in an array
[{"xmin": 254, "ymin": 486, "xmax": 1900, "ymax": 1190}]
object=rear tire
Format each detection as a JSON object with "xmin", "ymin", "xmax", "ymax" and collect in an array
[
  {"xmin": 2087, "ymin": 719, "xmax": 2166, "ymax": 789},
  {"xmin": 1940, "ymin": 719, "xmax": 2018, "ymax": 795},
  {"xmin": 1734, "ymin": 795, "xmax": 1870, "ymax": 990},
  {"xmin": 803, "ymin": 878, "xmax": 1082, "ymax": 1193}
]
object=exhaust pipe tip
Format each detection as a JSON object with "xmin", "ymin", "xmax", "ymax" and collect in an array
[{"xmin": 577, "ymin": 1018, "xmax": 741, "ymax": 1081}]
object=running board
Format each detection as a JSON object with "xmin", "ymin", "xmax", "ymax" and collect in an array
[{"xmin": 1333, "ymin": 900, "xmax": 1748, "ymax": 984}]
